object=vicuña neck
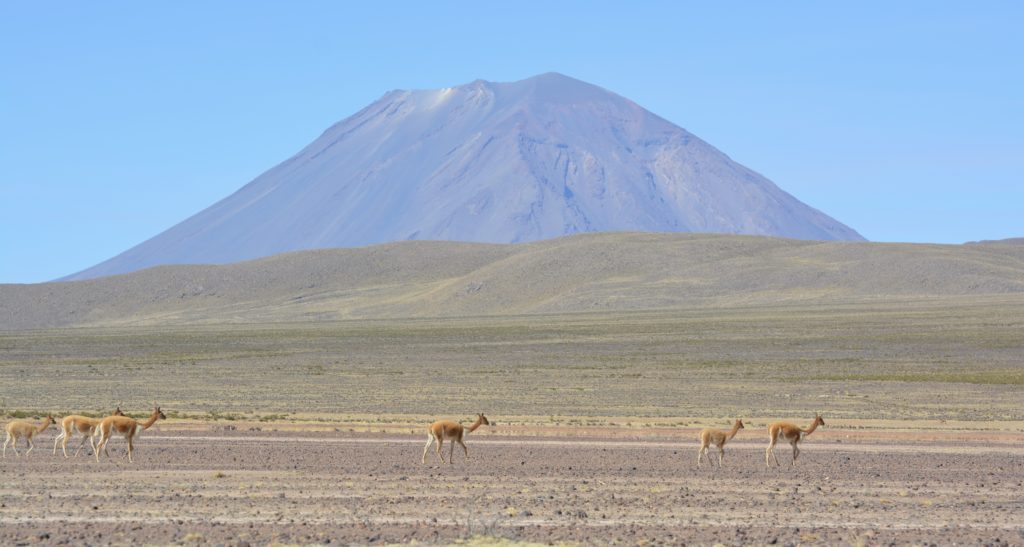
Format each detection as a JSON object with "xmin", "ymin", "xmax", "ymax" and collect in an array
[
  {"xmin": 466, "ymin": 417, "xmax": 485, "ymax": 435},
  {"xmin": 35, "ymin": 419, "xmax": 51, "ymax": 433},
  {"xmin": 727, "ymin": 422, "xmax": 742, "ymax": 440},
  {"xmin": 803, "ymin": 420, "xmax": 820, "ymax": 436},
  {"xmin": 139, "ymin": 413, "xmax": 160, "ymax": 431}
]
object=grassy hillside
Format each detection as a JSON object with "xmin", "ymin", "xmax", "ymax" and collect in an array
[
  {"xmin": 1, "ymin": 299, "xmax": 1021, "ymax": 421},
  {"xmin": 2, "ymin": 233, "xmax": 1022, "ymax": 421},
  {"xmin": 2, "ymin": 232, "xmax": 1024, "ymax": 330}
]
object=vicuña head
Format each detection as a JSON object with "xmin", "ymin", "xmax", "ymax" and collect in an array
[{"xmin": 36, "ymin": 415, "xmax": 57, "ymax": 429}]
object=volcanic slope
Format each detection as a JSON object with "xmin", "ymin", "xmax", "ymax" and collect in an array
[
  {"xmin": 66, "ymin": 72, "xmax": 862, "ymax": 280},
  {"xmin": 4, "ymin": 233, "xmax": 1024, "ymax": 329}
]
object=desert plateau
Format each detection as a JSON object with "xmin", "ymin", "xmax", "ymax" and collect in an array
[{"xmin": 2, "ymin": 294, "xmax": 1022, "ymax": 544}]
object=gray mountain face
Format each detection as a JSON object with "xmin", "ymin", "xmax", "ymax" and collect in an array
[{"xmin": 66, "ymin": 72, "xmax": 863, "ymax": 281}]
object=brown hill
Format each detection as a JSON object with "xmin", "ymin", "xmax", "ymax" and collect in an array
[{"xmin": 3, "ymin": 232, "xmax": 1024, "ymax": 330}]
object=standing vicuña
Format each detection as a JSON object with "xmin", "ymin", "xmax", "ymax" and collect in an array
[
  {"xmin": 422, "ymin": 413, "xmax": 490, "ymax": 464},
  {"xmin": 766, "ymin": 414, "xmax": 824, "ymax": 467},
  {"xmin": 53, "ymin": 407, "xmax": 124, "ymax": 458},
  {"xmin": 697, "ymin": 418, "xmax": 744, "ymax": 467},
  {"xmin": 3, "ymin": 415, "xmax": 57, "ymax": 457},
  {"xmin": 94, "ymin": 406, "xmax": 166, "ymax": 463}
]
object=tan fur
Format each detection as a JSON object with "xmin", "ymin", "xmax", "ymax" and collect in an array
[
  {"xmin": 697, "ymin": 418, "xmax": 744, "ymax": 467},
  {"xmin": 422, "ymin": 413, "xmax": 490, "ymax": 464},
  {"xmin": 53, "ymin": 407, "xmax": 124, "ymax": 458},
  {"xmin": 3, "ymin": 415, "xmax": 56, "ymax": 457},
  {"xmin": 94, "ymin": 406, "xmax": 166, "ymax": 463},
  {"xmin": 766, "ymin": 414, "xmax": 825, "ymax": 467}
]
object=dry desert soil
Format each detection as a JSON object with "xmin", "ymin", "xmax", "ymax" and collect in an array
[
  {"xmin": 2, "ymin": 297, "xmax": 1022, "ymax": 544},
  {"xmin": 1, "ymin": 424, "xmax": 1022, "ymax": 545}
]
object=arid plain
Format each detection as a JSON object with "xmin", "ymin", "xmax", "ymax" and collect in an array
[
  {"xmin": 3, "ymin": 297, "xmax": 1023, "ymax": 544},
  {"xmin": 2, "ymin": 235, "xmax": 1023, "ymax": 544}
]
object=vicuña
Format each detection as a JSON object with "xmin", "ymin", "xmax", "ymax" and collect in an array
[
  {"xmin": 697, "ymin": 418, "xmax": 744, "ymax": 468},
  {"xmin": 94, "ymin": 405, "xmax": 166, "ymax": 463},
  {"xmin": 53, "ymin": 407, "xmax": 124, "ymax": 458},
  {"xmin": 3, "ymin": 414, "xmax": 56, "ymax": 457},
  {"xmin": 422, "ymin": 413, "xmax": 490, "ymax": 465},
  {"xmin": 766, "ymin": 414, "xmax": 825, "ymax": 467}
]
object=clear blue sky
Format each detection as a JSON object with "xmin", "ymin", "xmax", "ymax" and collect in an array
[{"xmin": 2, "ymin": 2, "xmax": 1022, "ymax": 283}]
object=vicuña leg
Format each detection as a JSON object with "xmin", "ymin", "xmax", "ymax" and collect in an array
[
  {"xmin": 422, "ymin": 434, "xmax": 434, "ymax": 464},
  {"xmin": 791, "ymin": 441, "xmax": 799, "ymax": 465},
  {"xmin": 53, "ymin": 431, "xmax": 66, "ymax": 456},
  {"xmin": 94, "ymin": 433, "xmax": 109, "ymax": 462},
  {"xmin": 717, "ymin": 447, "xmax": 725, "ymax": 467},
  {"xmin": 458, "ymin": 438, "xmax": 468, "ymax": 461},
  {"xmin": 26, "ymin": 437, "xmax": 35, "ymax": 455},
  {"xmin": 766, "ymin": 435, "xmax": 780, "ymax": 467},
  {"xmin": 435, "ymin": 438, "xmax": 445, "ymax": 464},
  {"xmin": 74, "ymin": 433, "xmax": 93, "ymax": 457},
  {"xmin": 2, "ymin": 434, "xmax": 11, "ymax": 458}
]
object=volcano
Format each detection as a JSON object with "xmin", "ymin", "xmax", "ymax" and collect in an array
[{"xmin": 66, "ymin": 72, "xmax": 863, "ymax": 280}]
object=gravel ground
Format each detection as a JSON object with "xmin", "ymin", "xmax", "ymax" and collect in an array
[{"xmin": 1, "ymin": 428, "xmax": 1022, "ymax": 545}]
